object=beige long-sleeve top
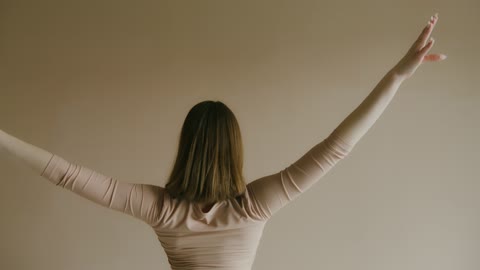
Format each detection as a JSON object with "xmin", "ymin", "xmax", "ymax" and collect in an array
[{"xmin": 40, "ymin": 130, "xmax": 354, "ymax": 270}]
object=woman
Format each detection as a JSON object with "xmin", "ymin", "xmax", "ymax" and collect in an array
[{"xmin": 1, "ymin": 14, "xmax": 446, "ymax": 270}]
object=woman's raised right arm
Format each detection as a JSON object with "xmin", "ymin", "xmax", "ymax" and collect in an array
[
  {"xmin": 331, "ymin": 13, "xmax": 446, "ymax": 146},
  {"xmin": 247, "ymin": 13, "xmax": 447, "ymax": 220}
]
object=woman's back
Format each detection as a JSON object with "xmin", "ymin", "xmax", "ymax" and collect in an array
[
  {"xmin": 40, "ymin": 131, "xmax": 352, "ymax": 269},
  {"xmin": 155, "ymin": 187, "xmax": 266, "ymax": 270}
]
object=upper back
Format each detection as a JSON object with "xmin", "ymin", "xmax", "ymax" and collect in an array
[{"xmin": 151, "ymin": 185, "xmax": 269, "ymax": 270}]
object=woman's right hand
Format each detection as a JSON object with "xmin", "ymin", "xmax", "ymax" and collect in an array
[{"xmin": 391, "ymin": 13, "xmax": 447, "ymax": 80}]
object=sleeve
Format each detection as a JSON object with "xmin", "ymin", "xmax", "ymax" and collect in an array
[
  {"xmin": 246, "ymin": 130, "xmax": 354, "ymax": 220},
  {"xmin": 40, "ymin": 154, "xmax": 164, "ymax": 226}
]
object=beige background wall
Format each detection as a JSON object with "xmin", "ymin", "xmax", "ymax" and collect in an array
[{"xmin": 1, "ymin": 1, "xmax": 478, "ymax": 269}]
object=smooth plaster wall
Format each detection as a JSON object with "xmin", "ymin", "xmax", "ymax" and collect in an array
[{"xmin": 0, "ymin": 1, "xmax": 478, "ymax": 269}]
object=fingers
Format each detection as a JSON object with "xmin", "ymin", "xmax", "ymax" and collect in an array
[
  {"xmin": 411, "ymin": 13, "xmax": 439, "ymax": 53},
  {"xmin": 419, "ymin": 37, "xmax": 435, "ymax": 56},
  {"xmin": 422, "ymin": 14, "xmax": 438, "ymax": 47},
  {"xmin": 423, "ymin": 54, "xmax": 448, "ymax": 62}
]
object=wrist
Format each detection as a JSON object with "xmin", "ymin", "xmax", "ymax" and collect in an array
[
  {"xmin": 0, "ymin": 130, "xmax": 7, "ymax": 151},
  {"xmin": 386, "ymin": 69, "xmax": 407, "ymax": 83}
]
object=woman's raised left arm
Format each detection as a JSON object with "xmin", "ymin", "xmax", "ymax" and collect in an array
[
  {"xmin": 0, "ymin": 129, "xmax": 164, "ymax": 226},
  {"xmin": 0, "ymin": 129, "xmax": 53, "ymax": 174}
]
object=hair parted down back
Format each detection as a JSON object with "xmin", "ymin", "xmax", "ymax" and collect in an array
[{"xmin": 165, "ymin": 100, "xmax": 246, "ymax": 204}]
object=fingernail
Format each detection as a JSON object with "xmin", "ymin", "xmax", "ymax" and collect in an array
[
  {"xmin": 440, "ymin": 54, "xmax": 447, "ymax": 60},
  {"xmin": 435, "ymin": 12, "xmax": 439, "ymax": 18}
]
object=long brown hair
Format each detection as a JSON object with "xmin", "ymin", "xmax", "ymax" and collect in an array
[{"xmin": 165, "ymin": 100, "xmax": 246, "ymax": 204}]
